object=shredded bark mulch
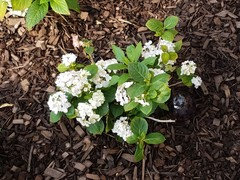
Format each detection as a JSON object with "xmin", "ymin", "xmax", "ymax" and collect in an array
[{"xmin": 0, "ymin": 0, "xmax": 240, "ymax": 179}]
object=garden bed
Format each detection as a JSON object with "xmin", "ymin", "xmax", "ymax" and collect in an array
[{"xmin": 0, "ymin": 0, "xmax": 240, "ymax": 179}]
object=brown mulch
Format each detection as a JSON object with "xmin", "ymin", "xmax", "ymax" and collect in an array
[{"xmin": 0, "ymin": 0, "xmax": 240, "ymax": 179}]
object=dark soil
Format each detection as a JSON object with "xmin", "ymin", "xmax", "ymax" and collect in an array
[{"xmin": 0, "ymin": 0, "xmax": 240, "ymax": 179}]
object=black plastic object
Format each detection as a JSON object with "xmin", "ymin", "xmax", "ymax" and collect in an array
[{"xmin": 170, "ymin": 88, "xmax": 196, "ymax": 120}]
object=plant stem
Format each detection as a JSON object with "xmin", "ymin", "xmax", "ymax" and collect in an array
[
  {"xmin": 146, "ymin": 117, "xmax": 176, "ymax": 123},
  {"xmin": 169, "ymin": 81, "xmax": 182, "ymax": 87}
]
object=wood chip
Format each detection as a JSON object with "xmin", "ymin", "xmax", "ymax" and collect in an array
[
  {"xmin": 213, "ymin": 118, "xmax": 220, "ymax": 126},
  {"xmin": 75, "ymin": 125, "xmax": 85, "ymax": 137},
  {"xmin": 23, "ymin": 114, "xmax": 32, "ymax": 121},
  {"xmin": 86, "ymin": 174, "xmax": 100, "ymax": 180},
  {"xmin": 12, "ymin": 119, "xmax": 24, "ymax": 124},
  {"xmin": 214, "ymin": 75, "xmax": 223, "ymax": 91},
  {"xmin": 74, "ymin": 162, "xmax": 86, "ymax": 171},
  {"xmin": 41, "ymin": 130, "xmax": 52, "ymax": 140},
  {"xmin": 80, "ymin": 12, "xmax": 89, "ymax": 21},
  {"xmin": 20, "ymin": 79, "xmax": 30, "ymax": 92},
  {"xmin": 83, "ymin": 160, "xmax": 93, "ymax": 168},
  {"xmin": 121, "ymin": 153, "xmax": 135, "ymax": 162},
  {"xmin": 44, "ymin": 168, "xmax": 65, "ymax": 179},
  {"xmin": 59, "ymin": 122, "xmax": 69, "ymax": 136}
]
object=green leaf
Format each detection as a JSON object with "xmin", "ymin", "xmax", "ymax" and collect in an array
[
  {"xmin": 159, "ymin": 103, "xmax": 169, "ymax": 111},
  {"xmin": 118, "ymin": 73, "xmax": 129, "ymax": 85},
  {"xmin": 128, "ymin": 62, "xmax": 149, "ymax": 83},
  {"xmin": 57, "ymin": 63, "xmax": 69, "ymax": 72},
  {"xmin": 127, "ymin": 83, "xmax": 146, "ymax": 99},
  {"xmin": 84, "ymin": 46, "xmax": 94, "ymax": 56},
  {"xmin": 164, "ymin": 16, "xmax": 179, "ymax": 29},
  {"xmin": 174, "ymin": 40, "xmax": 182, "ymax": 52},
  {"xmin": 140, "ymin": 102, "xmax": 152, "ymax": 115},
  {"xmin": 156, "ymin": 86, "xmax": 171, "ymax": 103},
  {"xmin": 126, "ymin": 134, "xmax": 138, "ymax": 144},
  {"xmin": 50, "ymin": 0, "xmax": 70, "ymax": 15},
  {"xmin": 84, "ymin": 64, "xmax": 98, "ymax": 78},
  {"xmin": 107, "ymin": 63, "xmax": 127, "ymax": 71},
  {"xmin": 169, "ymin": 52, "xmax": 178, "ymax": 61},
  {"xmin": 40, "ymin": 0, "xmax": 49, "ymax": 4},
  {"xmin": 146, "ymin": 18, "xmax": 163, "ymax": 32},
  {"xmin": 144, "ymin": 132, "xmax": 165, "ymax": 144},
  {"xmin": 168, "ymin": 28, "xmax": 178, "ymax": 36},
  {"xmin": 134, "ymin": 142, "xmax": 144, "ymax": 162},
  {"xmin": 112, "ymin": 45, "xmax": 129, "ymax": 64},
  {"xmin": 152, "ymin": 73, "xmax": 170, "ymax": 84},
  {"xmin": 131, "ymin": 117, "xmax": 148, "ymax": 137},
  {"xmin": 110, "ymin": 104, "xmax": 124, "ymax": 118},
  {"xmin": 124, "ymin": 101, "xmax": 138, "ymax": 111},
  {"xmin": 162, "ymin": 52, "xmax": 170, "ymax": 64},
  {"xmin": 12, "ymin": 0, "xmax": 32, "ymax": 10},
  {"xmin": 161, "ymin": 30, "xmax": 174, "ymax": 42},
  {"xmin": 103, "ymin": 86, "xmax": 117, "ymax": 102},
  {"xmin": 87, "ymin": 120, "xmax": 104, "ymax": 135},
  {"xmin": 148, "ymin": 90, "xmax": 157, "ymax": 99},
  {"xmin": 105, "ymin": 116, "xmax": 114, "ymax": 133},
  {"xmin": 142, "ymin": 57, "xmax": 157, "ymax": 66},
  {"xmin": 108, "ymin": 75, "xmax": 119, "ymax": 87},
  {"xmin": 65, "ymin": 106, "xmax": 76, "ymax": 119},
  {"xmin": 176, "ymin": 68, "xmax": 193, "ymax": 87},
  {"xmin": 0, "ymin": 1, "xmax": 8, "ymax": 21},
  {"xmin": 66, "ymin": 0, "xmax": 80, "ymax": 12},
  {"xmin": 50, "ymin": 111, "xmax": 63, "ymax": 123},
  {"xmin": 96, "ymin": 102, "xmax": 109, "ymax": 116},
  {"xmin": 26, "ymin": 0, "xmax": 49, "ymax": 30},
  {"xmin": 126, "ymin": 42, "xmax": 142, "ymax": 62}
]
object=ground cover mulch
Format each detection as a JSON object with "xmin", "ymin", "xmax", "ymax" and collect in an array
[{"xmin": 0, "ymin": 0, "xmax": 240, "ymax": 179}]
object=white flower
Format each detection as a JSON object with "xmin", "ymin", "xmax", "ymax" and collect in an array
[
  {"xmin": 115, "ymin": 82, "xmax": 133, "ymax": 106},
  {"xmin": 158, "ymin": 38, "xmax": 175, "ymax": 52},
  {"xmin": 180, "ymin": 60, "xmax": 197, "ymax": 76},
  {"xmin": 134, "ymin": 94, "xmax": 150, "ymax": 107},
  {"xmin": 96, "ymin": 59, "xmax": 118, "ymax": 73},
  {"xmin": 191, "ymin": 76, "xmax": 202, "ymax": 89},
  {"xmin": 149, "ymin": 68, "xmax": 165, "ymax": 76},
  {"xmin": 92, "ymin": 67, "xmax": 112, "ymax": 89},
  {"xmin": 142, "ymin": 40, "xmax": 163, "ymax": 58},
  {"xmin": 112, "ymin": 117, "xmax": 133, "ymax": 141},
  {"xmin": 91, "ymin": 59, "xmax": 118, "ymax": 89},
  {"xmin": 55, "ymin": 70, "xmax": 91, "ymax": 96},
  {"xmin": 76, "ymin": 102, "xmax": 101, "ymax": 127},
  {"xmin": 4, "ymin": 0, "xmax": 27, "ymax": 17},
  {"xmin": 62, "ymin": 53, "xmax": 77, "ymax": 67},
  {"xmin": 47, "ymin": 92, "xmax": 71, "ymax": 114},
  {"xmin": 88, "ymin": 90, "xmax": 105, "ymax": 109}
]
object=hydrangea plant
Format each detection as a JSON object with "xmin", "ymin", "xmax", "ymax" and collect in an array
[
  {"xmin": 0, "ymin": 0, "xmax": 80, "ymax": 30},
  {"xmin": 48, "ymin": 16, "xmax": 202, "ymax": 162}
]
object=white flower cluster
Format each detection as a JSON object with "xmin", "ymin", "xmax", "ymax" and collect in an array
[
  {"xmin": 158, "ymin": 38, "xmax": 175, "ymax": 52},
  {"xmin": 142, "ymin": 41, "xmax": 162, "ymax": 59},
  {"xmin": 55, "ymin": 70, "xmax": 91, "ymax": 96},
  {"xmin": 4, "ymin": 0, "xmax": 28, "ymax": 17},
  {"xmin": 47, "ymin": 92, "xmax": 71, "ymax": 114},
  {"xmin": 149, "ymin": 68, "xmax": 165, "ymax": 76},
  {"xmin": 191, "ymin": 76, "xmax": 202, "ymax": 89},
  {"xmin": 115, "ymin": 82, "xmax": 133, "ymax": 106},
  {"xmin": 62, "ymin": 53, "xmax": 77, "ymax": 67},
  {"xmin": 112, "ymin": 117, "xmax": 133, "ymax": 141},
  {"xmin": 92, "ymin": 59, "xmax": 117, "ymax": 88},
  {"xmin": 88, "ymin": 90, "xmax": 105, "ymax": 109},
  {"xmin": 76, "ymin": 90, "xmax": 105, "ymax": 127},
  {"xmin": 76, "ymin": 102, "xmax": 101, "ymax": 127},
  {"xmin": 134, "ymin": 94, "xmax": 150, "ymax": 107},
  {"xmin": 142, "ymin": 38, "xmax": 176, "ymax": 65},
  {"xmin": 180, "ymin": 60, "xmax": 197, "ymax": 76}
]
